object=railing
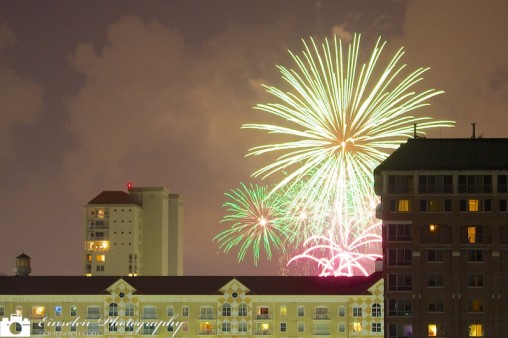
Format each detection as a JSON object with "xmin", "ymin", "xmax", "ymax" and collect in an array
[
  {"xmin": 86, "ymin": 313, "xmax": 101, "ymax": 319},
  {"xmin": 421, "ymin": 233, "xmax": 452, "ymax": 244},
  {"xmin": 198, "ymin": 329, "xmax": 216, "ymax": 335},
  {"xmin": 255, "ymin": 314, "xmax": 271, "ymax": 320},
  {"xmin": 31, "ymin": 327, "xmax": 45, "ymax": 334},
  {"xmin": 313, "ymin": 329, "xmax": 331, "ymax": 335},
  {"xmin": 388, "ymin": 311, "xmax": 413, "ymax": 317},
  {"xmin": 313, "ymin": 313, "xmax": 330, "ymax": 320},
  {"xmin": 254, "ymin": 329, "xmax": 272, "ymax": 335},
  {"xmin": 460, "ymin": 234, "xmax": 491, "ymax": 244},
  {"xmin": 198, "ymin": 313, "xmax": 216, "ymax": 319},
  {"xmin": 141, "ymin": 313, "xmax": 158, "ymax": 319}
]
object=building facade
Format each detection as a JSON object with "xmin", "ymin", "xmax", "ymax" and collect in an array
[
  {"xmin": 374, "ymin": 138, "xmax": 508, "ymax": 338},
  {"xmin": 0, "ymin": 274, "xmax": 383, "ymax": 337},
  {"xmin": 84, "ymin": 186, "xmax": 183, "ymax": 276}
]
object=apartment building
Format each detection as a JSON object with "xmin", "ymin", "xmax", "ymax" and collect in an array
[
  {"xmin": 84, "ymin": 185, "xmax": 183, "ymax": 276},
  {"xmin": 374, "ymin": 138, "xmax": 508, "ymax": 338},
  {"xmin": 0, "ymin": 274, "xmax": 383, "ymax": 337}
]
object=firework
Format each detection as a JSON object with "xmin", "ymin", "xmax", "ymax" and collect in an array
[
  {"xmin": 244, "ymin": 34, "xmax": 454, "ymax": 234},
  {"xmin": 214, "ymin": 183, "xmax": 290, "ymax": 265}
]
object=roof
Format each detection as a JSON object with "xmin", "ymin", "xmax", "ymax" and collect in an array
[
  {"xmin": 374, "ymin": 138, "xmax": 508, "ymax": 174},
  {"xmin": 16, "ymin": 253, "xmax": 31, "ymax": 259},
  {"xmin": 87, "ymin": 191, "xmax": 141, "ymax": 206},
  {"xmin": 0, "ymin": 273, "xmax": 382, "ymax": 296}
]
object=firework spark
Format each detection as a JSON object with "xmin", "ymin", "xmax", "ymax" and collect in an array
[
  {"xmin": 244, "ymin": 34, "xmax": 454, "ymax": 233},
  {"xmin": 214, "ymin": 183, "xmax": 289, "ymax": 265}
]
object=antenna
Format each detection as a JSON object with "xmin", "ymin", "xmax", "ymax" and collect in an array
[{"xmin": 471, "ymin": 122, "xmax": 477, "ymax": 139}]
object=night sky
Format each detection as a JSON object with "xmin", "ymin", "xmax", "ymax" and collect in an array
[{"xmin": 1, "ymin": 1, "xmax": 507, "ymax": 276}]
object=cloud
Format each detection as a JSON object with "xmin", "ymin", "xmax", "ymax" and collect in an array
[{"xmin": 394, "ymin": 0, "xmax": 508, "ymax": 137}]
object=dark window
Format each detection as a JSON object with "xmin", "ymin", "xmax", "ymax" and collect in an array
[
  {"xmin": 428, "ymin": 299, "xmax": 444, "ymax": 312},
  {"xmin": 419, "ymin": 175, "xmax": 453, "ymax": 193},
  {"xmin": 458, "ymin": 175, "xmax": 492, "ymax": 193},
  {"xmin": 389, "ymin": 175, "xmax": 414, "ymax": 194},
  {"xmin": 428, "ymin": 274, "xmax": 444, "ymax": 287},
  {"xmin": 498, "ymin": 175, "xmax": 507, "ymax": 193},
  {"xmin": 388, "ymin": 274, "xmax": 412, "ymax": 291},
  {"xmin": 468, "ymin": 249, "xmax": 483, "ymax": 262},
  {"xmin": 388, "ymin": 299, "xmax": 412, "ymax": 317},
  {"xmin": 387, "ymin": 224, "xmax": 412, "ymax": 241},
  {"xmin": 427, "ymin": 249, "xmax": 444, "ymax": 262},
  {"xmin": 500, "ymin": 199, "xmax": 507, "ymax": 212},
  {"xmin": 388, "ymin": 249, "xmax": 412, "ymax": 266},
  {"xmin": 468, "ymin": 274, "xmax": 484, "ymax": 287}
]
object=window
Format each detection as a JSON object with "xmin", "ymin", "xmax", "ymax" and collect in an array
[
  {"xmin": 390, "ymin": 199, "xmax": 411, "ymax": 212},
  {"xmin": 125, "ymin": 303, "xmax": 134, "ymax": 317},
  {"xmin": 372, "ymin": 303, "xmax": 382, "ymax": 317},
  {"xmin": 498, "ymin": 175, "xmax": 507, "ymax": 193},
  {"xmin": 297, "ymin": 322, "xmax": 305, "ymax": 333},
  {"xmin": 427, "ymin": 249, "xmax": 444, "ymax": 262},
  {"xmin": 388, "ymin": 249, "xmax": 412, "ymax": 266},
  {"xmin": 458, "ymin": 175, "xmax": 492, "ymax": 193},
  {"xmin": 141, "ymin": 306, "xmax": 156, "ymax": 319},
  {"xmin": 315, "ymin": 306, "xmax": 328, "ymax": 319},
  {"xmin": 199, "ymin": 322, "xmax": 214, "ymax": 334},
  {"xmin": 469, "ymin": 324, "xmax": 484, "ymax": 337},
  {"xmin": 297, "ymin": 306, "xmax": 305, "ymax": 317},
  {"xmin": 315, "ymin": 322, "xmax": 330, "ymax": 335},
  {"xmin": 468, "ymin": 226, "xmax": 478, "ymax": 243},
  {"xmin": 428, "ymin": 274, "xmax": 444, "ymax": 287},
  {"xmin": 238, "ymin": 303, "xmax": 247, "ymax": 317},
  {"xmin": 221, "ymin": 322, "xmax": 231, "ymax": 333},
  {"xmin": 428, "ymin": 299, "xmax": 444, "ymax": 312},
  {"xmin": 353, "ymin": 322, "xmax": 362, "ymax": 333},
  {"xmin": 256, "ymin": 323, "xmax": 271, "ymax": 334},
  {"xmin": 108, "ymin": 323, "xmax": 118, "ymax": 332},
  {"xmin": 469, "ymin": 299, "xmax": 484, "ymax": 312},
  {"xmin": 280, "ymin": 322, "xmax": 287, "ymax": 332},
  {"xmin": 419, "ymin": 175, "xmax": 453, "ymax": 193},
  {"xmin": 142, "ymin": 323, "xmax": 156, "ymax": 335},
  {"xmin": 388, "ymin": 223, "xmax": 412, "ymax": 241},
  {"xmin": 238, "ymin": 322, "xmax": 247, "ymax": 333},
  {"xmin": 0, "ymin": 306, "xmax": 4, "ymax": 316},
  {"xmin": 388, "ymin": 175, "xmax": 414, "ymax": 193},
  {"xmin": 388, "ymin": 274, "xmax": 412, "ymax": 291},
  {"xmin": 87, "ymin": 323, "xmax": 100, "ymax": 335},
  {"xmin": 31, "ymin": 306, "xmax": 45, "ymax": 319},
  {"xmin": 372, "ymin": 322, "xmax": 382, "ymax": 333},
  {"xmin": 166, "ymin": 305, "xmax": 174, "ymax": 317},
  {"xmin": 96, "ymin": 265, "xmax": 105, "ymax": 271},
  {"xmin": 199, "ymin": 306, "xmax": 213, "ymax": 319},
  {"xmin": 256, "ymin": 306, "xmax": 270, "ymax": 319},
  {"xmin": 338, "ymin": 322, "xmax": 346, "ymax": 333},
  {"xmin": 280, "ymin": 305, "xmax": 287, "ymax": 317},
  {"xmin": 181, "ymin": 322, "xmax": 189, "ymax": 332},
  {"xmin": 468, "ymin": 274, "xmax": 484, "ymax": 287},
  {"xmin": 55, "ymin": 323, "xmax": 62, "ymax": 332},
  {"xmin": 338, "ymin": 306, "xmax": 346, "ymax": 317},
  {"xmin": 70, "ymin": 324, "xmax": 77, "ymax": 332},
  {"xmin": 420, "ymin": 199, "xmax": 452, "ymax": 212},
  {"xmin": 109, "ymin": 303, "xmax": 118, "ymax": 316},
  {"xmin": 460, "ymin": 199, "xmax": 491, "ymax": 212},
  {"xmin": 222, "ymin": 303, "xmax": 231, "ymax": 317},
  {"xmin": 469, "ymin": 249, "xmax": 483, "ymax": 262},
  {"xmin": 55, "ymin": 306, "xmax": 62, "ymax": 317},
  {"xmin": 182, "ymin": 306, "xmax": 189, "ymax": 317},
  {"xmin": 353, "ymin": 307, "xmax": 362, "ymax": 317},
  {"xmin": 428, "ymin": 324, "xmax": 437, "ymax": 337},
  {"xmin": 388, "ymin": 299, "xmax": 412, "ymax": 316},
  {"xmin": 96, "ymin": 254, "xmax": 105, "ymax": 262},
  {"xmin": 500, "ymin": 199, "xmax": 507, "ymax": 212},
  {"xmin": 87, "ymin": 306, "xmax": 100, "ymax": 319}
]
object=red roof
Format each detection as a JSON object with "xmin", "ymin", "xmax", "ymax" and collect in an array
[
  {"xmin": 0, "ymin": 273, "xmax": 381, "ymax": 296},
  {"xmin": 87, "ymin": 191, "xmax": 141, "ymax": 206}
]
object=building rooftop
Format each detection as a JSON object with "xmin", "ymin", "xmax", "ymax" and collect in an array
[
  {"xmin": 0, "ymin": 273, "xmax": 381, "ymax": 296},
  {"xmin": 87, "ymin": 191, "xmax": 141, "ymax": 206},
  {"xmin": 374, "ymin": 138, "xmax": 508, "ymax": 174}
]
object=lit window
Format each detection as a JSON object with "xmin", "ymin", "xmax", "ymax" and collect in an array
[
  {"xmin": 199, "ymin": 322, "xmax": 213, "ymax": 334},
  {"xmin": 428, "ymin": 324, "xmax": 437, "ymax": 336},
  {"xmin": 280, "ymin": 305, "xmax": 287, "ymax": 317},
  {"xmin": 31, "ymin": 306, "xmax": 45, "ymax": 319},
  {"xmin": 55, "ymin": 306, "xmax": 62, "ymax": 317},
  {"xmin": 256, "ymin": 306, "xmax": 269, "ymax": 319},
  {"xmin": 398, "ymin": 199, "xmax": 410, "ymax": 212},
  {"xmin": 96, "ymin": 255, "xmax": 106, "ymax": 262},
  {"xmin": 468, "ymin": 227, "xmax": 477, "ymax": 243},
  {"xmin": 256, "ymin": 323, "xmax": 270, "ymax": 334},
  {"xmin": 469, "ymin": 199, "xmax": 479, "ymax": 212},
  {"xmin": 429, "ymin": 224, "xmax": 437, "ymax": 232},
  {"xmin": 469, "ymin": 324, "xmax": 484, "ymax": 337},
  {"xmin": 353, "ymin": 322, "xmax": 362, "ymax": 333},
  {"xmin": 469, "ymin": 300, "xmax": 484, "ymax": 313}
]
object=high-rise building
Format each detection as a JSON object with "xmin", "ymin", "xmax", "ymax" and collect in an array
[
  {"xmin": 84, "ymin": 185, "xmax": 183, "ymax": 276},
  {"xmin": 374, "ymin": 138, "xmax": 508, "ymax": 338}
]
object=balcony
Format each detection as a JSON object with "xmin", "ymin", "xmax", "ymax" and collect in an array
[
  {"xmin": 254, "ymin": 329, "xmax": 272, "ymax": 335},
  {"xmin": 313, "ymin": 313, "xmax": 330, "ymax": 320},
  {"xmin": 460, "ymin": 233, "xmax": 491, "ymax": 244},
  {"xmin": 313, "ymin": 329, "xmax": 331, "ymax": 335},
  {"xmin": 198, "ymin": 313, "xmax": 216, "ymax": 319},
  {"xmin": 198, "ymin": 329, "xmax": 216, "ymax": 335},
  {"xmin": 86, "ymin": 313, "xmax": 101, "ymax": 319},
  {"xmin": 141, "ymin": 313, "xmax": 158, "ymax": 319},
  {"xmin": 255, "ymin": 314, "xmax": 271, "ymax": 320},
  {"xmin": 421, "ymin": 233, "xmax": 452, "ymax": 244}
]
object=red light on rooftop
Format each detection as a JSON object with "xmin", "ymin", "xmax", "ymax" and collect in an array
[{"xmin": 127, "ymin": 182, "xmax": 133, "ymax": 190}]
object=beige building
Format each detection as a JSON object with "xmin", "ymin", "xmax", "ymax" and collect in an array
[
  {"xmin": 84, "ymin": 186, "xmax": 183, "ymax": 276},
  {"xmin": 0, "ymin": 274, "xmax": 383, "ymax": 337}
]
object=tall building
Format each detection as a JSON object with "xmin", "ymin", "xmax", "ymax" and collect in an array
[
  {"xmin": 0, "ymin": 273, "xmax": 383, "ymax": 337},
  {"xmin": 374, "ymin": 138, "xmax": 508, "ymax": 338},
  {"xmin": 84, "ymin": 185, "xmax": 183, "ymax": 276}
]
